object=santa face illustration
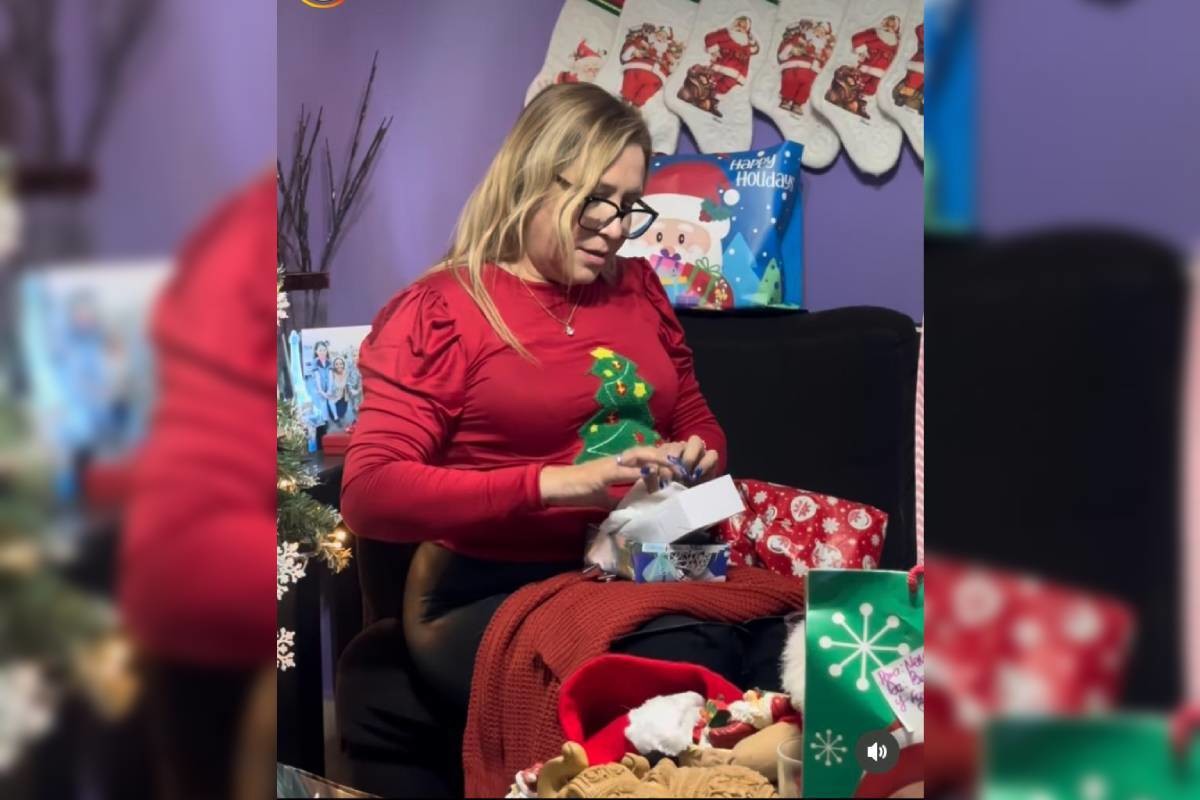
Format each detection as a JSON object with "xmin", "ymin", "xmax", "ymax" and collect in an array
[
  {"xmin": 638, "ymin": 218, "xmax": 713, "ymax": 265},
  {"xmin": 812, "ymin": 541, "xmax": 844, "ymax": 568},
  {"xmin": 575, "ymin": 54, "xmax": 604, "ymax": 82},
  {"xmin": 766, "ymin": 534, "xmax": 792, "ymax": 555},
  {"xmin": 848, "ymin": 508, "xmax": 872, "ymax": 530},
  {"xmin": 619, "ymin": 161, "xmax": 739, "ymax": 305},
  {"xmin": 748, "ymin": 517, "xmax": 766, "ymax": 541},
  {"xmin": 882, "ymin": 15, "xmax": 901, "ymax": 36}
]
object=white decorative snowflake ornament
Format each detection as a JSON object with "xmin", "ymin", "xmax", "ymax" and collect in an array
[
  {"xmin": 819, "ymin": 603, "xmax": 912, "ymax": 691},
  {"xmin": 0, "ymin": 663, "xmax": 56, "ymax": 772},
  {"xmin": 277, "ymin": 628, "xmax": 297, "ymax": 671},
  {"xmin": 810, "ymin": 729, "xmax": 847, "ymax": 767},
  {"xmin": 277, "ymin": 542, "xmax": 308, "ymax": 600}
]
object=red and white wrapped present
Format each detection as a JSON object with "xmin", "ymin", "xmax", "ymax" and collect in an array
[
  {"xmin": 717, "ymin": 479, "xmax": 888, "ymax": 578},
  {"xmin": 924, "ymin": 556, "xmax": 1137, "ymax": 789}
]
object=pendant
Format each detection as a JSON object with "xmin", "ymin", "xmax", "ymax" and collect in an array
[{"xmin": 565, "ymin": 325, "xmax": 575, "ymax": 336}]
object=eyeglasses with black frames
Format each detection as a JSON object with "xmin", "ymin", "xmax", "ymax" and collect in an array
[{"xmin": 556, "ymin": 176, "xmax": 659, "ymax": 239}]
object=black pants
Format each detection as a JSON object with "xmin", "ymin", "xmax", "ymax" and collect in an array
[{"xmin": 337, "ymin": 542, "xmax": 789, "ymax": 798}]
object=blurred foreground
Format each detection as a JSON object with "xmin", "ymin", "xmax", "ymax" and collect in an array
[{"xmin": 0, "ymin": 1, "xmax": 1197, "ymax": 799}]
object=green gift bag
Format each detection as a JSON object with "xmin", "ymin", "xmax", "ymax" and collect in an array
[
  {"xmin": 983, "ymin": 716, "xmax": 1200, "ymax": 800},
  {"xmin": 803, "ymin": 569, "xmax": 925, "ymax": 797}
]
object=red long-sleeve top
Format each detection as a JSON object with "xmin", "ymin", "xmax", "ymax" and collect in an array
[{"xmin": 340, "ymin": 257, "xmax": 727, "ymax": 563}]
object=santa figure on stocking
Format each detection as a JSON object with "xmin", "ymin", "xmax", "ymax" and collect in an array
[
  {"xmin": 557, "ymin": 39, "xmax": 606, "ymax": 85},
  {"xmin": 777, "ymin": 20, "xmax": 836, "ymax": 114},
  {"xmin": 826, "ymin": 15, "xmax": 901, "ymax": 119},
  {"xmin": 677, "ymin": 16, "xmax": 760, "ymax": 118},
  {"xmin": 851, "ymin": 14, "xmax": 901, "ymax": 97},
  {"xmin": 620, "ymin": 24, "xmax": 674, "ymax": 108},
  {"xmin": 892, "ymin": 23, "xmax": 924, "ymax": 114}
]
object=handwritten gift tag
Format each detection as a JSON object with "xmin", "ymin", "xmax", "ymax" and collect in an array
[{"xmin": 872, "ymin": 646, "xmax": 925, "ymax": 735}]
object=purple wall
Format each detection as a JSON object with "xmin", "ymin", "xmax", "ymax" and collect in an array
[
  {"xmin": 79, "ymin": 0, "xmax": 275, "ymax": 255},
  {"xmin": 277, "ymin": 0, "xmax": 924, "ymax": 327},
  {"xmin": 976, "ymin": 1, "xmax": 1200, "ymax": 249}
]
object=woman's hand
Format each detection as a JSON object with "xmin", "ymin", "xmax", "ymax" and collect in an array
[
  {"xmin": 539, "ymin": 447, "xmax": 679, "ymax": 510},
  {"xmin": 656, "ymin": 435, "xmax": 720, "ymax": 486}
]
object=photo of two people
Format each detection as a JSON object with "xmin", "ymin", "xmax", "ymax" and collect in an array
[{"xmin": 299, "ymin": 326, "xmax": 368, "ymax": 432}]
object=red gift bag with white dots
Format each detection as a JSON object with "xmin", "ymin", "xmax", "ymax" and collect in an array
[{"xmin": 717, "ymin": 479, "xmax": 888, "ymax": 578}]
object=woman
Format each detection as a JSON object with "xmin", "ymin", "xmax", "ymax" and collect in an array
[
  {"xmin": 341, "ymin": 84, "xmax": 791, "ymax": 795},
  {"xmin": 310, "ymin": 340, "xmax": 335, "ymax": 422},
  {"xmin": 328, "ymin": 355, "xmax": 350, "ymax": 423}
]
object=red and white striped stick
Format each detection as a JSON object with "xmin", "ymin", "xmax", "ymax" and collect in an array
[
  {"xmin": 915, "ymin": 322, "xmax": 925, "ymax": 566},
  {"xmin": 1185, "ymin": 260, "xmax": 1200, "ymax": 702}
]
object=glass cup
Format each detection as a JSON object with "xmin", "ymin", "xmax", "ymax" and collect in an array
[{"xmin": 777, "ymin": 736, "xmax": 805, "ymax": 798}]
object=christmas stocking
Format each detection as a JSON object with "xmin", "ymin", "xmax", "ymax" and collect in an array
[
  {"xmin": 811, "ymin": 0, "xmax": 907, "ymax": 176},
  {"xmin": 750, "ymin": 0, "xmax": 846, "ymax": 170},
  {"xmin": 594, "ymin": 0, "xmax": 698, "ymax": 154},
  {"xmin": 663, "ymin": 0, "xmax": 775, "ymax": 154},
  {"xmin": 524, "ymin": 0, "xmax": 622, "ymax": 106},
  {"xmin": 878, "ymin": 0, "xmax": 924, "ymax": 159}
]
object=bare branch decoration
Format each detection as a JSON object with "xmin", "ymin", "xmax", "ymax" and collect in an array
[{"xmin": 277, "ymin": 51, "xmax": 390, "ymax": 280}]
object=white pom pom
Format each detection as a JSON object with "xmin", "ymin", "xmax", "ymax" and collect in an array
[
  {"xmin": 625, "ymin": 691, "xmax": 706, "ymax": 756},
  {"xmin": 722, "ymin": 188, "xmax": 740, "ymax": 205},
  {"xmin": 780, "ymin": 618, "xmax": 806, "ymax": 711}
]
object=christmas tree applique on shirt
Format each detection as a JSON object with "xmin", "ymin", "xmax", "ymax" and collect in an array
[{"xmin": 575, "ymin": 347, "xmax": 663, "ymax": 463}]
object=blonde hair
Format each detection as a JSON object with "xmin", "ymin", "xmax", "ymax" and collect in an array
[{"xmin": 430, "ymin": 83, "xmax": 652, "ymax": 357}]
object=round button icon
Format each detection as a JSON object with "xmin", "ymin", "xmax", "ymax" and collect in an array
[{"xmin": 855, "ymin": 729, "xmax": 900, "ymax": 774}]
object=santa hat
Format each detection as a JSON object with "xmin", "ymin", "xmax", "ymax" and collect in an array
[
  {"xmin": 557, "ymin": 654, "xmax": 743, "ymax": 766},
  {"xmin": 643, "ymin": 160, "xmax": 739, "ymax": 232},
  {"xmin": 574, "ymin": 39, "xmax": 601, "ymax": 61}
]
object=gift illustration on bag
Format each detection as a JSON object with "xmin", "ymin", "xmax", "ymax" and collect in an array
[
  {"xmin": 826, "ymin": 15, "xmax": 902, "ymax": 120},
  {"xmin": 676, "ymin": 15, "xmax": 761, "ymax": 118}
]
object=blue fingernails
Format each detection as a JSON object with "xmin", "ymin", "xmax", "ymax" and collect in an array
[
  {"xmin": 659, "ymin": 478, "xmax": 669, "ymax": 489},
  {"xmin": 666, "ymin": 455, "xmax": 689, "ymax": 479},
  {"xmin": 640, "ymin": 465, "xmax": 652, "ymax": 476},
  {"xmin": 692, "ymin": 467, "xmax": 702, "ymax": 481}
]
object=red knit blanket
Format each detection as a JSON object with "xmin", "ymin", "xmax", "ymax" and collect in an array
[{"xmin": 461, "ymin": 567, "xmax": 807, "ymax": 797}]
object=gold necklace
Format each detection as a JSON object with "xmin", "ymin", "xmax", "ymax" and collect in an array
[{"xmin": 519, "ymin": 276, "xmax": 584, "ymax": 336}]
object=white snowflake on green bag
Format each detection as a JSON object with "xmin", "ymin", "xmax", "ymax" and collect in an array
[
  {"xmin": 810, "ymin": 729, "xmax": 847, "ymax": 767},
  {"xmin": 819, "ymin": 602, "xmax": 912, "ymax": 691}
]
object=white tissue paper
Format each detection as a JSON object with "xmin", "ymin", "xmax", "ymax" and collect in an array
[{"xmin": 585, "ymin": 475, "xmax": 745, "ymax": 577}]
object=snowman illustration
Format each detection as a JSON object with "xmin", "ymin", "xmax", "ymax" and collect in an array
[{"xmin": 619, "ymin": 159, "xmax": 739, "ymax": 309}]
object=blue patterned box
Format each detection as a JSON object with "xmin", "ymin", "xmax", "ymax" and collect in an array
[{"xmin": 617, "ymin": 537, "xmax": 730, "ymax": 583}]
